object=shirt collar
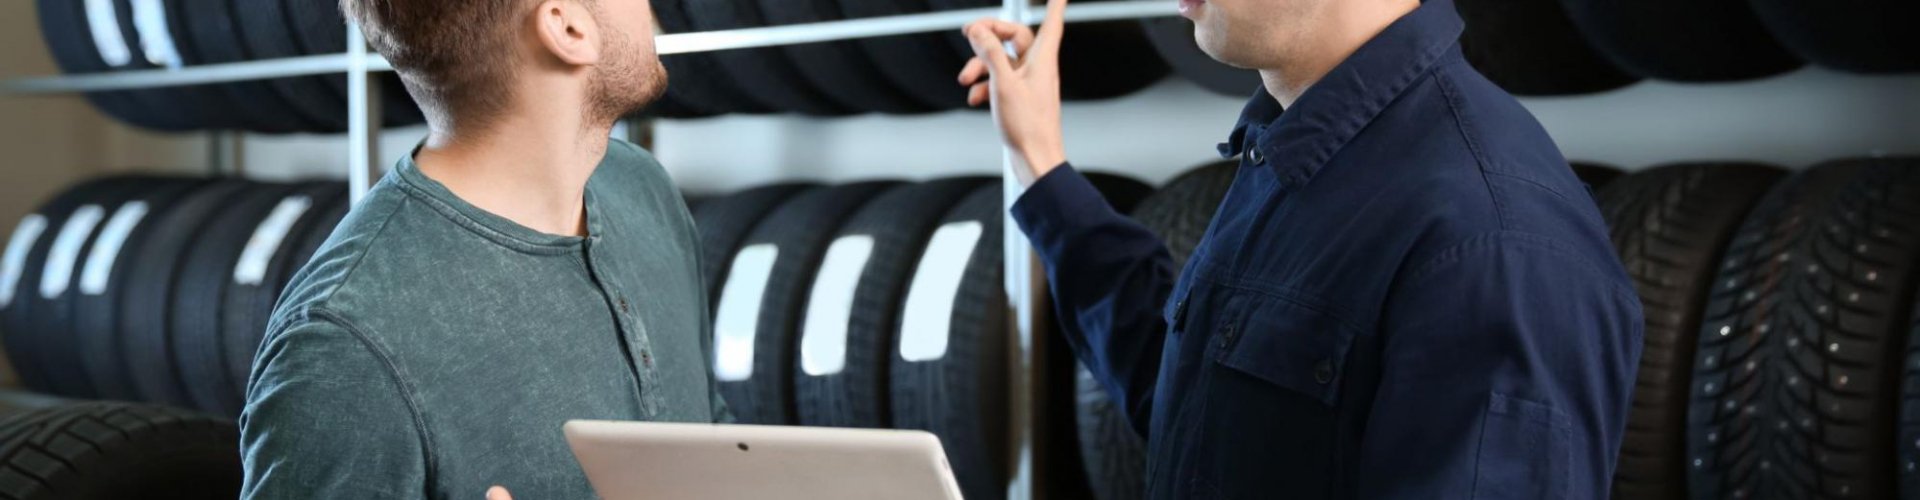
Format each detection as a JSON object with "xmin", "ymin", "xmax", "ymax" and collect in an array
[
  {"xmin": 1217, "ymin": 0, "xmax": 1466, "ymax": 188},
  {"xmin": 392, "ymin": 143, "xmax": 608, "ymax": 254}
]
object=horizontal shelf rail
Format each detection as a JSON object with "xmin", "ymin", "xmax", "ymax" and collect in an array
[{"xmin": 1, "ymin": 1, "xmax": 1177, "ymax": 95}]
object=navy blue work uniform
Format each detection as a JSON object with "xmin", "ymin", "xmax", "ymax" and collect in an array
[{"xmin": 1009, "ymin": 0, "xmax": 1644, "ymax": 498}]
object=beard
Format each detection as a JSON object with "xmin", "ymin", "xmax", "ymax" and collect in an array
[{"xmin": 585, "ymin": 23, "xmax": 668, "ymax": 125}]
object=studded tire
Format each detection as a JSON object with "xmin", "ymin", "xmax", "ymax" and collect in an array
[
  {"xmin": 1687, "ymin": 158, "xmax": 1920, "ymax": 500},
  {"xmin": 0, "ymin": 402, "xmax": 240, "ymax": 500},
  {"xmin": 1594, "ymin": 163, "xmax": 1785, "ymax": 500}
]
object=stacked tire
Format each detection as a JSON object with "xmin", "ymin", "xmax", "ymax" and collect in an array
[
  {"xmin": 694, "ymin": 174, "xmax": 1164, "ymax": 500},
  {"xmin": 34, "ymin": 0, "xmax": 424, "ymax": 132},
  {"xmin": 0, "ymin": 177, "xmax": 350, "ymax": 418}
]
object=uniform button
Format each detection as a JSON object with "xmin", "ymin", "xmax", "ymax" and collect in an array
[
  {"xmin": 1313, "ymin": 359, "xmax": 1334, "ymax": 385},
  {"xmin": 1249, "ymin": 149, "xmax": 1265, "ymax": 164},
  {"xmin": 619, "ymin": 297, "xmax": 630, "ymax": 314},
  {"xmin": 1172, "ymin": 300, "xmax": 1188, "ymax": 325},
  {"xmin": 1218, "ymin": 325, "xmax": 1237, "ymax": 348},
  {"xmin": 641, "ymin": 350, "xmax": 653, "ymax": 368}
]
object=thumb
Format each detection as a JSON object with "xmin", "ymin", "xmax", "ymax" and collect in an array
[{"xmin": 487, "ymin": 486, "xmax": 514, "ymax": 500}]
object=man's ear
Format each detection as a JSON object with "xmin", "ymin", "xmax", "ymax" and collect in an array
[{"xmin": 533, "ymin": 0, "xmax": 600, "ymax": 67}]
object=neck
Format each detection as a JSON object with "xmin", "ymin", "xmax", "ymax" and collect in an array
[
  {"xmin": 1257, "ymin": 0, "xmax": 1420, "ymax": 108},
  {"xmin": 415, "ymin": 109, "xmax": 612, "ymax": 237}
]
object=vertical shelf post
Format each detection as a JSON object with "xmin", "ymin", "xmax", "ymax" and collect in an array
[
  {"xmin": 347, "ymin": 22, "xmax": 384, "ymax": 206},
  {"xmin": 1001, "ymin": 2, "xmax": 1046, "ymax": 500}
]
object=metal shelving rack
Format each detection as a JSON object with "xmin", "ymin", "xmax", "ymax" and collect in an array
[{"xmin": 0, "ymin": 2, "xmax": 1180, "ymax": 498}]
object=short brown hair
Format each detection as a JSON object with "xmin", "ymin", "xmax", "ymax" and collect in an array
[{"xmin": 341, "ymin": 0, "xmax": 533, "ymax": 126}]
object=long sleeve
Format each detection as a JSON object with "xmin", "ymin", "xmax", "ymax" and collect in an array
[
  {"xmin": 1009, "ymin": 164, "xmax": 1178, "ymax": 437},
  {"xmin": 241, "ymin": 317, "xmax": 430, "ymax": 499},
  {"xmin": 1355, "ymin": 234, "xmax": 1643, "ymax": 499}
]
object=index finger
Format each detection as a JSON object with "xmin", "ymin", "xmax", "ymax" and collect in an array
[{"xmin": 1032, "ymin": 0, "xmax": 1069, "ymax": 62}]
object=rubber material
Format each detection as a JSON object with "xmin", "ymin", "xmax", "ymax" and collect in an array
[
  {"xmin": 172, "ymin": 183, "xmax": 299, "ymax": 415},
  {"xmin": 177, "ymin": 0, "xmax": 322, "ymax": 132},
  {"xmin": 683, "ymin": 0, "xmax": 854, "ymax": 115},
  {"xmin": 33, "ymin": 0, "xmax": 171, "ymax": 130},
  {"xmin": 1140, "ymin": 17, "xmax": 1261, "ymax": 97},
  {"xmin": 890, "ymin": 185, "xmax": 1008, "ymax": 500},
  {"xmin": 927, "ymin": 0, "xmax": 1169, "ymax": 101},
  {"xmin": 1, "ymin": 179, "xmax": 121, "ymax": 395},
  {"xmin": 1687, "ymin": 158, "xmax": 1920, "ymax": 500},
  {"xmin": 221, "ymin": 184, "xmax": 348, "ymax": 412},
  {"xmin": 121, "ymin": 180, "xmax": 250, "ymax": 409},
  {"xmin": 1074, "ymin": 161, "xmax": 1236, "ymax": 500},
  {"xmin": 162, "ymin": 0, "xmax": 296, "ymax": 132},
  {"xmin": 758, "ymin": 0, "xmax": 928, "ymax": 114},
  {"xmin": 692, "ymin": 184, "xmax": 820, "ymax": 317},
  {"xmin": 24, "ymin": 179, "xmax": 152, "ymax": 399},
  {"xmin": 1747, "ymin": 0, "xmax": 1920, "ymax": 74},
  {"xmin": 652, "ymin": 0, "xmax": 778, "ymax": 115},
  {"xmin": 232, "ymin": 0, "xmax": 348, "ymax": 131},
  {"xmin": 1557, "ymin": 0, "xmax": 1803, "ymax": 82},
  {"xmin": 109, "ymin": 0, "xmax": 232, "ymax": 131},
  {"xmin": 719, "ymin": 182, "xmax": 900, "ymax": 425},
  {"xmin": 1455, "ymin": 0, "xmax": 1640, "ymax": 95},
  {"xmin": 1594, "ymin": 163, "xmax": 1784, "ymax": 500},
  {"xmin": 794, "ymin": 178, "xmax": 989, "ymax": 429},
  {"xmin": 72, "ymin": 180, "xmax": 210, "ymax": 403},
  {"xmin": 1572, "ymin": 162, "xmax": 1625, "ymax": 190},
  {"xmin": 0, "ymin": 402, "xmax": 240, "ymax": 500},
  {"xmin": 837, "ymin": 0, "xmax": 972, "ymax": 110}
]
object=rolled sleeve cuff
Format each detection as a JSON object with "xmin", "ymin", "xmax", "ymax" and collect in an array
[{"xmin": 1011, "ymin": 163, "xmax": 1119, "ymax": 248}]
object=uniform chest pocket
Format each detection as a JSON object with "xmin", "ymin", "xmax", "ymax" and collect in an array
[{"xmin": 1213, "ymin": 294, "xmax": 1356, "ymax": 407}]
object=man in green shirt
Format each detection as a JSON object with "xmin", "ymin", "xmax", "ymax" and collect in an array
[{"xmin": 239, "ymin": 0, "xmax": 725, "ymax": 498}]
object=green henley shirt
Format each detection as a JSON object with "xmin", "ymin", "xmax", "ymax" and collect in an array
[{"xmin": 240, "ymin": 139, "xmax": 727, "ymax": 499}]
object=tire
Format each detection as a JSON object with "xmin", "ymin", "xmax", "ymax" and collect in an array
[
  {"xmin": 693, "ymin": 184, "xmax": 820, "ymax": 317},
  {"xmin": 1140, "ymin": 17, "xmax": 1261, "ymax": 97},
  {"xmin": 891, "ymin": 185, "xmax": 1008, "ymax": 500},
  {"xmin": 176, "ymin": 0, "xmax": 323, "ymax": 133},
  {"xmin": 1, "ymin": 178, "xmax": 125, "ymax": 394},
  {"xmin": 72, "ymin": 180, "xmax": 212, "ymax": 403},
  {"xmin": 161, "ymin": 0, "xmax": 298, "ymax": 133},
  {"xmin": 926, "ymin": 0, "xmax": 1168, "ymax": 101},
  {"xmin": 651, "ymin": 0, "xmax": 778, "ymax": 115},
  {"xmin": 715, "ymin": 182, "xmax": 902, "ymax": 425},
  {"xmin": 281, "ymin": 0, "xmax": 427, "ymax": 127},
  {"xmin": 794, "ymin": 178, "xmax": 991, "ymax": 429},
  {"xmin": 683, "ymin": 0, "xmax": 853, "ymax": 116},
  {"xmin": 1593, "ymin": 163, "xmax": 1785, "ymax": 500},
  {"xmin": 1557, "ymin": 0, "xmax": 1802, "ymax": 82},
  {"xmin": 0, "ymin": 402, "xmax": 240, "ymax": 500},
  {"xmin": 1746, "ymin": 0, "xmax": 1920, "ymax": 74},
  {"xmin": 121, "ymin": 180, "xmax": 251, "ymax": 409},
  {"xmin": 33, "ymin": 0, "xmax": 172, "ymax": 130},
  {"xmin": 222, "ymin": 184, "xmax": 349, "ymax": 410},
  {"xmin": 836, "ymin": 0, "xmax": 971, "ymax": 110},
  {"xmin": 1573, "ymin": 162, "xmax": 1626, "ymax": 190},
  {"xmin": 172, "ymin": 183, "xmax": 302, "ymax": 416},
  {"xmin": 758, "ymin": 0, "xmax": 928, "ymax": 114},
  {"xmin": 1455, "ymin": 0, "xmax": 1640, "ymax": 96},
  {"xmin": 22, "ymin": 179, "xmax": 156, "ymax": 399},
  {"xmin": 109, "ymin": 0, "xmax": 234, "ymax": 131},
  {"xmin": 232, "ymin": 0, "xmax": 348, "ymax": 132},
  {"xmin": 1687, "ymin": 158, "xmax": 1920, "ymax": 500}
]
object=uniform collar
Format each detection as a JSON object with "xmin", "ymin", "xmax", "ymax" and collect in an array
[
  {"xmin": 392, "ymin": 144, "xmax": 609, "ymax": 254},
  {"xmin": 1217, "ymin": 0, "xmax": 1466, "ymax": 188}
]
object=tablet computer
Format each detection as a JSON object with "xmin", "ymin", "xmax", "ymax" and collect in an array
[{"xmin": 565, "ymin": 420, "xmax": 966, "ymax": 500}]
